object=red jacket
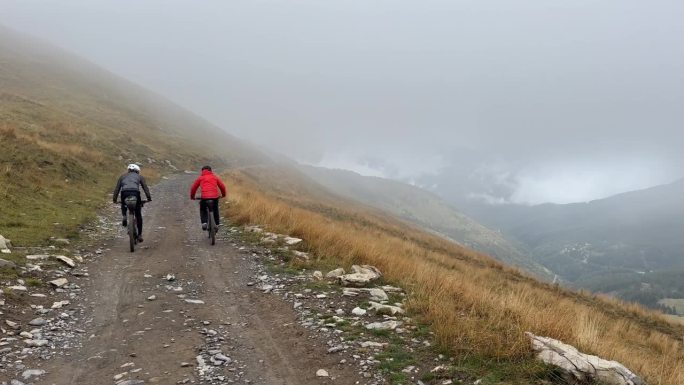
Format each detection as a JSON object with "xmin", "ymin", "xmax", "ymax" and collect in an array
[{"xmin": 190, "ymin": 170, "xmax": 227, "ymax": 199}]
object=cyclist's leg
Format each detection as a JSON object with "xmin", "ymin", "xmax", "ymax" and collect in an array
[
  {"xmin": 212, "ymin": 198, "xmax": 220, "ymax": 226},
  {"xmin": 199, "ymin": 199, "xmax": 208, "ymax": 228},
  {"xmin": 134, "ymin": 191, "xmax": 143, "ymax": 237},
  {"xmin": 120, "ymin": 192, "xmax": 129, "ymax": 226}
]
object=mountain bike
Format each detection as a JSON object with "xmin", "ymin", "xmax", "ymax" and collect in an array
[
  {"xmin": 205, "ymin": 199, "xmax": 218, "ymax": 246},
  {"xmin": 123, "ymin": 196, "xmax": 147, "ymax": 252}
]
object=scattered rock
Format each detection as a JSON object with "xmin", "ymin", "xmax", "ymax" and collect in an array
[
  {"xmin": 26, "ymin": 254, "xmax": 51, "ymax": 260},
  {"xmin": 526, "ymin": 332, "xmax": 643, "ymax": 385},
  {"xmin": 338, "ymin": 265, "xmax": 382, "ymax": 287},
  {"xmin": 184, "ymin": 299, "xmax": 204, "ymax": 304},
  {"xmin": 325, "ymin": 268, "xmax": 345, "ymax": 278},
  {"xmin": 147, "ymin": 295, "xmax": 157, "ymax": 301},
  {"xmin": 51, "ymin": 300, "xmax": 70, "ymax": 309},
  {"xmin": 365, "ymin": 320, "xmax": 402, "ymax": 331},
  {"xmin": 283, "ymin": 236, "xmax": 302, "ymax": 245},
  {"xmin": 316, "ymin": 369, "xmax": 329, "ymax": 377},
  {"xmin": 8, "ymin": 285, "xmax": 27, "ymax": 291},
  {"xmin": 28, "ymin": 317, "xmax": 47, "ymax": 326},
  {"xmin": 368, "ymin": 288, "xmax": 389, "ymax": 302},
  {"xmin": 368, "ymin": 301, "xmax": 404, "ymax": 315},
  {"xmin": 312, "ymin": 271, "xmax": 324, "ymax": 281},
  {"xmin": 0, "ymin": 258, "xmax": 17, "ymax": 269},
  {"xmin": 49, "ymin": 278, "xmax": 68, "ymax": 287},
  {"xmin": 0, "ymin": 235, "xmax": 11, "ymax": 253},
  {"xmin": 53, "ymin": 255, "xmax": 75, "ymax": 268},
  {"xmin": 22, "ymin": 369, "xmax": 46, "ymax": 379},
  {"xmin": 351, "ymin": 307, "xmax": 367, "ymax": 316},
  {"xmin": 5, "ymin": 320, "xmax": 20, "ymax": 329}
]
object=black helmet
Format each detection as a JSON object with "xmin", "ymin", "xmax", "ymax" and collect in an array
[{"xmin": 201, "ymin": 165, "xmax": 212, "ymax": 171}]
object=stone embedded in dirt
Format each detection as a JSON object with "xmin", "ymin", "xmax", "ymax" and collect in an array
[
  {"xmin": 0, "ymin": 258, "xmax": 16, "ymax": 269},
  {"xmin": 5, "ymin": 320, "xmax": 20, "ymax": 329},
  {"xmin": 325, "ymin": 268, "xmax": 345, "ymax": 279},
  {"xmin": 166, "ymin": 274, "xmax": 176, "ymax": 281},
  {"xmin": 526, "ymin": 332, "xmax": 644, "ymax": 385},
  {"xmin": 368, "ymin": 288, "xmax": 389, "ymax": 302},
  {"xmin": 52, "ymin": 238, "xmax": 70, "ymax": 245},
  {"xmin": 342, "ymin": 288, "xmax": 361, "ymax": 297},
  {"xmin": 147, "ymin": 295, "xmax": 157, "ymax": 301},
  {"xmin": 53, "ymin": 255, "xmax": 75, "ymax": 268},
  {"xmin": 184, "ymin": 299, "xmax": 204, "ymax": 304},
  {"xmin": 316, "ymin": 369, "xmax": 329, "ymax": 377},
  {"xmin": 365, "ymin": 320, "xmax": 402, "ymax": 331},
  {"xmin": 21, "ymin": 369, "xmax": 46, "ymax": 379},
  {"xmin": 51, "ymin": 300, "xmax": 70, "ymax": 309},
  {"xmin": 338, "ymin": 265, "xmax": 382, "ymax": 287},
  {"xmin": 11, "ymin": 379, "xmax": 26, "ymax": 385},
  {"xmin": 292, "ymin": 250, "xmax": 310, "ymax": 260},
  {"xmin": 24, "ymin": 339, "xmax": 49, "ymax": 347},
  {"xmin": 312, "ymin": 271, "xmax": 324, "ymax": 281},
  {"xmin": 28, "ymin": 317, "xmax": 47, "ymax": 326},
  {"xmin": 26, "ymin": 254, "xmax": 51, "ymax": 260},
  {"xmin": 351, "ymin": 307, "xmax": 367, "ymax": 316},
  {"xmin": 283, "ymin": 236, "xmax": 302, "ymax": 245},
  {"xmin": 116, "ymin": 380, "xmax": 144, "ymax": 385},
  {"xmin": 180, "ymin": 362, "xmax": 192, "ymax": 367},
  {"xmin": 0, "ymin": 235, "xmax": 12, "ymax": 253},
  {"xmin": 360, "ymin": 341, "xmax": 387, "ymax": 348},
  {"xmin": 49, "ymin": 278, "xmax": 68, "ymax": 287},
  {"xmin": 368, "ymin": 301, "xmax": 404, "ymax": 315}
]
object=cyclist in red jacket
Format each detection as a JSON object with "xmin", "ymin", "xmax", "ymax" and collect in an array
[{"xmin": 190, "ymin": 165, "xmax": 227, "ymax": 230}]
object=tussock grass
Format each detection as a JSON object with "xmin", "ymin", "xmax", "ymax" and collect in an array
[{"xmin": 225, "ymin": 167, "xmax": 684, "ymax": 385}]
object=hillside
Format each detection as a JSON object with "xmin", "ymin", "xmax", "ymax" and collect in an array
[
  {"xmin": 463, "ymin": 179, "xmax": 684, "ymax": 309},
  {"xmin": 0, "ymin": 26, "xmax": 265, "ymax": 245},
  {"xmin": 298, "ymin": 165, "xmax": 551, "ymax": 278},
  {"xmin": 224, "ymin": 164, "xmax": 684, "ymax": 385}
]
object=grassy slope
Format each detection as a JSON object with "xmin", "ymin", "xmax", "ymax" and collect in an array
[
  {"xmin": 225, "ymin": 165, "xmax": 684, "ymax": 385},
  {"xmin": 0, "ymin": 26, "xmax": 265, "ymax": 245},
  {"xmin": 298, "ymin": 165, "xmax": 551, "ymax": 278}
]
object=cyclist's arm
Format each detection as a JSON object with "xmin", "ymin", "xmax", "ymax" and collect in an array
[
  {"xmin": 140, "ymin": 176, "xmax": 152, "ymax": 201},
  {"xmin": 113, "ymin": 176, "xmax": 123, "ymax": 202},
  {"xmin": 190, "ymin": 177, "xmax": 201, "ymax": 199},
  {"xmin": 217, "ymin": 178, "xmax": 227, "ymax": 198}
]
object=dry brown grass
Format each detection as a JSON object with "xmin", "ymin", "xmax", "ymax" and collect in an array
[{"xmin": 224, "ymin": 167, "xmax": 684, "ymax": 385}]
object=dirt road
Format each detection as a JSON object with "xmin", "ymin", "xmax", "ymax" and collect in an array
[{"xmin": 37, "ymin": 175, "xmax": 358, "ymax": 385}]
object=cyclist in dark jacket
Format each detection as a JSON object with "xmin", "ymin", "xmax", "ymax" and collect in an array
[{"xmin": 113, "ymin": 164, "xmax": 151, "ymax": 242}]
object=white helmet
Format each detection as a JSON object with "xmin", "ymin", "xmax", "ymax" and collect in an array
[{"xmin": 127, "ymin": 163, "xmax": 141, "ymax": 172}]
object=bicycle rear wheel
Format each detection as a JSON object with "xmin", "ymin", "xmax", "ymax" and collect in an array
[
  {"xmin": 128, "ymin": 212, "xmax": 136, "ymax": 252},
  {"xmin": 209, "ymin": 210, "xmax": 216, "ymax": 245}
]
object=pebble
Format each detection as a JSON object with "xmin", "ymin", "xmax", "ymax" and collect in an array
[
  {"xmin": 29, "ymin": 318, "xmax": 47, "ymax": 326},
  {"xmin": 316, "ymin": 369, "xmax": 329, "ymax": 377}
]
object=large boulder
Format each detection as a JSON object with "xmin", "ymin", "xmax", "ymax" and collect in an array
[
  {"xmin": 338, "ymin": 265, "xmax": 382, "ymax": 287},
  {"xmin": 526, "ymin": 332, "xmax": 644, "ymax": 385}
]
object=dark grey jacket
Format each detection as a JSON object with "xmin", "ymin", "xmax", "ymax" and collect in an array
[{"xmin": 113, "ymin": 172, "xmax": 151, "ymax": 201}]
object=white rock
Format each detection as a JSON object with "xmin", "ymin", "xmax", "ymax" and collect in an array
[
  {"xmin": 51, "ymin": 300, "xmax": 70, "ymax": 309},
  {"xmin": 184, "ymin": 299, "xmax": 204, "ymax": 304},
  {"xmin": 325, "ymin": 268, "xmax": 345, "ymax": 278},
  {"xmin": 368, "ymin": 301, "xmax": 404, "ymax": 315},
  {"xmin": 351, "ymin": 307, "xmax": 367, "ymax": 316},
  {"xmin": 338, "ymin": 265, "xmax": 382, "ymax": 287},
  {"xmin": 24, "ymin": 339, "xmax": 49, "ymax": 347},
  {"xmin": 49, "ymin": 278, "xmax": 68, "ymax": 287},
  {"xmin": 147, "ymin": 295, "xmax": 157, "ymax": 301},
  {"xmin": 53, "ymin": 255, "xmax": 75, "ymax": 267},
  {"xmin": 368, "ymin": 288, "xmax": 389, "ymax": 302},
  {"xmin": 292, "ymin": 250, "xmax": 310, "ymax": 260},
  {"xmin": 283, "ymin": 236, "xmax": 303, "ymax": 245},
  {"xmin": 526, "ymin": 332, "xmax": 644, "ymax": 385},
  {"xmin": 343, "ymin": 288, "xmax": 361, "ymax": 297},
  {"xmin": 22, "ymin": 369, "xmax": 46, "ymax": 379},
  {"xmin": 316, "ymin": 369, "xmax": 329, "ymax": 377},
  {"xmin": 360, "ymin": 341, "xmax": 387, "ymax": 348},
  {"xmin": 312, "ymin": 271, "xmax": 324, "ymax": 281},
  {"xmin": 0, "ymin": 235, "xmax": 11, "ymax": 253},
  {"xmin": 365, "ymin": 320, "xmax": 401, "ymax": 330},
  {"xmin": 5, "ymin": 320, "xmax": 19, "ymax": 329},
  {"xmin": 8, "ymin": 285, "xmax": 27, "ymax": 291},
  {"xmin": 25, "ymin": 255, "xmax": 50, "ymax": 260}
]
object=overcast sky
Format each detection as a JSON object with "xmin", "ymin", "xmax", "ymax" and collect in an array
[{"xmin": 2, "ymin": 0, "xmax": 684, "ymax": 204}]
